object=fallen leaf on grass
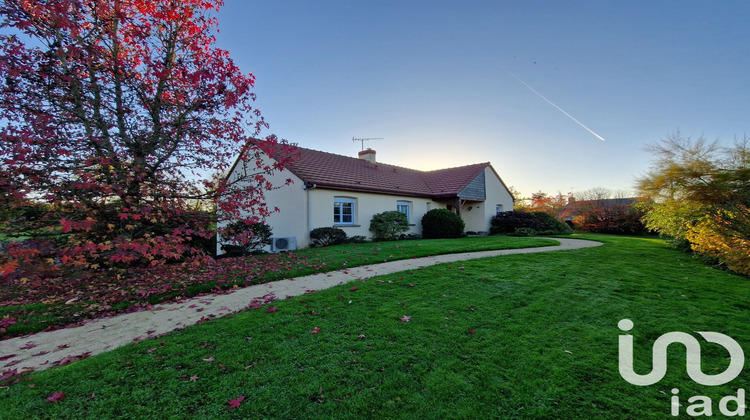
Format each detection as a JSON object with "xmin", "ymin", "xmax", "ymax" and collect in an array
[
  {"xmin": 265, "ymin": 307, "xmax": 277, "ymax": 313},
  {"xmin": 202, "ymin": 356, "xmax": 215, "ymax": 362},
  {"xmin": 0, "ymin": 368, "xmax": 18, "ymax": 382},
  {"xmin": 46, "ymin": 392, "xmax": 66, "ymax": 403},
  {"xmin": 55, "ymin": 352, "xmax": 91, "ymax": 366},
  {"xmin": 227, "ymin": 396, "xmax": 245, "ymax": 409},
  {"xmin": 189, "ymin": 375, "xmax": 198, "ymax": 382},
  {"xmin": 349, "ymin": 286, "xmax": 358, "ymax": 292},
  {"xmin": 310, "ymin": 327, "xmax": 320, "ymax": 334},
  {"xmin": 399, "ymin": 315, "xmax": 411, "ymax": 322}
]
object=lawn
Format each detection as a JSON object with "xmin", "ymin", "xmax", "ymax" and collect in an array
[
  {"xmin": 0, "ymin": 236, "xmax": 555, "ymax": 338},
  {"xmin": 1, "ymin": 234, "xmax": 748, "ymax": 419}
]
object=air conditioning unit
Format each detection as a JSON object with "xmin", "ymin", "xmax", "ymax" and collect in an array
[{"xmin": 271, "ymin": 237, "xmax": 297, "ymax": 252}]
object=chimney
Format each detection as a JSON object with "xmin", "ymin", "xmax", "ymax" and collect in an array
[{"xmin": 358, "ymin": 148, "xmax": 376, "ymax": 163}]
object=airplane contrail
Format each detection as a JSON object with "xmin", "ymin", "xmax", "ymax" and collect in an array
[{"xmin": 500, "ymin": 66, "xmax": 606, "ymax": 142}]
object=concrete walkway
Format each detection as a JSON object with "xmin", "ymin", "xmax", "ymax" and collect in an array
[{"xmin": 0, "ymin": 238, "xmax": 601, "ymax": 374}]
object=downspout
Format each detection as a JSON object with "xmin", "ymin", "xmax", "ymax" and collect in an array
[{"xmin": 305, "ymin": 183, "xmax": 317, "ymax": 245}]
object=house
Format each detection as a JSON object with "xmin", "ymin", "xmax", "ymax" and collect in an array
[{"xmin": 221, "ymin": 144, "xmax": 515, "ymax": 251}]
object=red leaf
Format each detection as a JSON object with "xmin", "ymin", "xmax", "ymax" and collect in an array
[
  {"xmin": 0, "ymin": 354, "xmax": 16, "ymax": 361},
  {"xmin": 469, "ymin": 329, "xmax": 476, "ymax": 334},
  {"xmin": 399, "ymin": 315, "xmax": 411, "ymax": 322},
  {"xmin": 60, "ymin": 219, "xmax": 72, "ymax": 233},
  {"xmin": 19, "ymin": 342, "xmax": 36, "ymax": 350},
  {"xmin": 0, "ymin": 261, "xmax": 19, "ymax": 278},
  {"xmin": 227, "ymin": 396, "xmax": 245, "ymax": 409},
  {"xmin": 310, "ymin": 327, "xmax": 320, "ymax": 334},
  {"xmin": 0, "ymin": 315, "xmax": 16, "ymax": 328},
  {"xmin": 265, "ymin": 307, "xmax": 277, "ymax": 313},
  {"xmin": 46, "ymin": 392, "xmax": 66, "ymax": 403},
  {"xmin": 349, "ymin": 286, "xmax": 358, "ymax": 292}
]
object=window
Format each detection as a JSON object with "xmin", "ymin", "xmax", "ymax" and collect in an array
[
  {"xmin": 496, "ymin": 204, "xmax": 504, "ymax": 214},
  {"xmin": 334, "ymin": 197, "xmax": 355, "ymax": 225},
  {"xmin": 397, "ymin": 201, "xmax": 411, "ymax": 223}
]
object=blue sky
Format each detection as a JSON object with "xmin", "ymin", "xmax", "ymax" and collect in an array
[{"xmin": 215, "ymin": 1, "xmax": 749, "ymax": 198}]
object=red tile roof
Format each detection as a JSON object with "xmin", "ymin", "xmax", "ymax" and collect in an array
[{"xmin": 265, "ymin": 144, "xmax": 492, "ymax": 199}]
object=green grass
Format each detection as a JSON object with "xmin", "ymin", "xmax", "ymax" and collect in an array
[
  {"xmin": 0, "ymin": 236, "xmax": 556, "ymax": 337},
  {"xmin": 0, "ymin": 234, "xmax": 748, "ymax": 419}
]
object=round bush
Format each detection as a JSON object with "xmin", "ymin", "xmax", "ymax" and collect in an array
[
  {"xmin": 309, "ymin": 227, "xmax": 347, "ymax": 247},
  {"xmin": 369, "ymin": 211, "xmax": 409, "ymax": 241},
  {"xmin": 421, "ymin": 208, "xmax": 465, "ymax": 239}
]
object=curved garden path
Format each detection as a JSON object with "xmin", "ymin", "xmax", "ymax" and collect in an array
[{"xmin": 0, "ymin": 238, "xmax": 601, "ymax": 373}]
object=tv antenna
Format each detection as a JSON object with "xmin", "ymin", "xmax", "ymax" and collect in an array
[{"xmin": 352, "ymin": 137, "xmax": 383, "ymax": 151}]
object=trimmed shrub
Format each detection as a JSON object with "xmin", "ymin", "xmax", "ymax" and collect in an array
[
  {"xmin": 347, "ymin": 235, "xmax": 369, "ymax": 244},
  {"xmin": 512, "ymin": 227, "xmax": 538, "ymax": 237},
  {"xmin": 490, "ymin": 211, "xmax": 572, "ymax": 235},
  {"xmin": 369, "ymin": 211, "xmax": 410, "ymax": 241},
  {"xmin": 309, "ymin": 227, "xmax": 347, "ymax": 248},
  {"xmin": 534, "ymin": 212, "xmax": 574, "ymax": 235},
  {"xmin": 400, "ymin": 233, "xmax": 421, "ymax": 240},
  {"xmin": 421, "ymin": 208, "xmax": 465, "ymax": 239},
  {"xmin": 219, "ymin": 221, "xmax": 272, "ymax": 256}
]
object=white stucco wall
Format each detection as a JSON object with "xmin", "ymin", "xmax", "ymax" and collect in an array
[
  {"xmin": 460, "ymin": 167, "xmax": 513, "ymax": 233},
  {"xmin": 306, "ymin": 188, "xmax": 439, "ymax": 245},
  {"xmin": 217, "ymin": 155, "xmax": 307, "ymax": 254},
  {"xmin": 480, "ymin": 166, "xmax": 514, "ymax": 231}
]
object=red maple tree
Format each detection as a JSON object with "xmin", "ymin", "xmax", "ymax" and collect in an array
[{"xmin": 0, "ymin": 0, "xmax": 295, "ymax": 278}]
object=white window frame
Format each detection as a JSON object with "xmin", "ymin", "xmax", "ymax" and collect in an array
[
  {"xmin": 496, "ymin": 204, "xmax": 504, "ymax": 214},
  {"xmin": 334, "ymin": 197, "xmax": 356, "ymax": 225},
  {"xmin": 397, "ymin": 201, "xmax": 411, "ymax": 223}
]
